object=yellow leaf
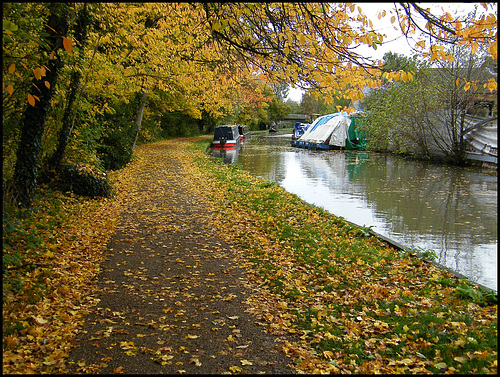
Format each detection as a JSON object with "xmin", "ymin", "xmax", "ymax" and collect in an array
[
  {"xmin": 399, "ymin": 358, "xmax": 413, "ymax": 365},
  {"xmin": 185, "ymin": 334, "xmax": 199, "ymax": 339},
  {"xmin": 241, "ymin": 359, "xmax": 253, "ymax": 366},
  {"xmin": 44, "ymin": 81, "xmax": 50, "ymax": 89},
  {"xmin": 33, "ymin": 67, "xmax": 42, "ymax": 80},
  {"xmin": 7, "ymin": 84, "xmax": 14, "ymax": 95},
  {"xmin": 464, "ymin": 81, "xmax": 471, "ymax": 91},
  {"xmin": 63, "ymin": 36, "xmax": 73, "ymax": 54},
  {"xmin": 456, "ymin": 78, "xmax": 460, "ymax": 86},
  {"xmin": 31, "ymin": 316, "xmax": 48, "ymax": 325},
  {"xmin": 323, "ymin": 350, "xmax": 334, "ymax": 359},
  {"xmin": 402, "ymin": 325, "xmax": 409, "ymax": 332},
  {"xmin": 434, "ymin": 362, "xmax": 447, "ymax": 370},
  {"xmin": 454, "ymin": 356, "xmax": 467, "ymax": 363},
  {"xmin": 488, "ymin": 42, "xmax": 497, "ymax": 57},
  {"xmin": 486, "ymin": 79, "xmax": 497, "ymax": 92},
  {"xmin": 227, "ymin": 335, "xmax": 235, "ymax": 341},
  {"xmin": 8, "ymin": 63, "xmax": 15, "ymax": 73}
]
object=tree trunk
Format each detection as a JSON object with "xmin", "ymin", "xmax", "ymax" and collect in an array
[
  {"xmin": 131, "ymin": 90, "xmax": 147, "ymax": 153},
  {"xmin": 48, "ymin": 4, "xmax": 89, "ymax": 170},
  {"xmin": 12, "ymin": 3, "xmax": 69, "ymax": 208}
]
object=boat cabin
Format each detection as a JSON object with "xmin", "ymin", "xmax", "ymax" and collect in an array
[{"xmin": 238, "ymin": 124, "xmax": 250, "ymax": 141}]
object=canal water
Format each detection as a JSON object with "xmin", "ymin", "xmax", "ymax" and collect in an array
[{"xmin": 211, "ymin": 133, "xmax": 497, "ymax": 292}]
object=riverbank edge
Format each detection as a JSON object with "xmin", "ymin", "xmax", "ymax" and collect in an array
[
  {"xmin": 186, "ymin": 137, "xmax": 497, "ymax": 374},
  {"xmin": 207, "ymin": 132, "xmax": 497, "ymax": 294}
]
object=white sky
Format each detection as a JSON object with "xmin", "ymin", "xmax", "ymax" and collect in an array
[{"xmin": 286, "ymin": 2, "xmax": 490, "ymax": 103}]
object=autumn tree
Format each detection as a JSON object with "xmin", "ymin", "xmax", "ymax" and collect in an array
[
  {"xmin": 11, "ymin": 3, "xmax": 70, "ymax": 208},
  {"xmin": 363, "ymin": 5, "xmax": 497, "ymax": 163},
  {"xmin": 3, "ymin": 2, "xmax": 497, "ymax": 207},
  {"xmin": 419, "ymin": 41, "xmax": 496, "ymax": 163}
]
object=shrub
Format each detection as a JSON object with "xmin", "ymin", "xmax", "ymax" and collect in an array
[{"xmin": 41, "ymin": 163, "xmax": 111, "ymax": 198}]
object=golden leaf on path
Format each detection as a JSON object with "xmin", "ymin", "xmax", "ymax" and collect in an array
[
  {"xmin": 185, "ymin": 334, "xmax": 199, "ymax": 339},
  {"xmin": 229, "ymin": 366, "xmax": 242, "ymax": 373},
  {"xmin": 31, "ymin": 316, "xmax": 48, "ymax": 325},
  {"xmin": 189, "ymin": 356, "xmax": 202, "ymax": 367},
  {"xmin": 241, "ymin": 359, "xmax": 253, "ymax": 366},
  {"xmin": 227, "ymin": 335, "xmax": 235, "ymax": 341},
  {"xmin": 113, "ymin": 366, "xmax": 124, "ymax": 373},
  {"xmin": 119, "ymin": 341, "xmax": 135, "ymax": 349}
]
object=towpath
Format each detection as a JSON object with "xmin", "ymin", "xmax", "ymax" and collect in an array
[{"xmin": 66, "ymin": 139, "xmax": 295, "ymax": 374}]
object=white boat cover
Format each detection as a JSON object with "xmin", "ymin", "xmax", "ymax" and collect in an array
[
  {"xmin": 298, "ymin": 112, "xmax": 351, "ymax": 147},
  {"xmin": 464, "ymin": 117, "xmax": 497, "ymax": 157}
]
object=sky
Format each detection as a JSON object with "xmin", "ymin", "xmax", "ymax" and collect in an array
[{"xmin": 285, "ymin": 2, "xmax": 490, "ymax": 103}]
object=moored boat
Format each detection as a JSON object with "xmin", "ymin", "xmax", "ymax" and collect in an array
[
  {"xmin": 292, "ymin": 112, "xmax": 367, "ymax": 151},
  {"xmin": 238, "ymin": 124, "xmax": 251, "ymax": 142},
  {"xmin": 212, "ymin": 125, "xmax": 241, "ymax": 148}
]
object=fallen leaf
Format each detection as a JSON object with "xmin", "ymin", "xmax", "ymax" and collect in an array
[{"xmin": 434, "ymin": 362, "xmax": 447, "ymax": 370}]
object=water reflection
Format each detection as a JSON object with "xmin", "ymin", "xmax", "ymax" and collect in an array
[{"xmin": 233, "ymin": 134, "xmax": 497, "ymax": 291}]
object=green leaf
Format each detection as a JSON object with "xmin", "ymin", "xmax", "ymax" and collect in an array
[{"xmin": 3, "ymin": 20, "xmax": 19, "ymax": 32}]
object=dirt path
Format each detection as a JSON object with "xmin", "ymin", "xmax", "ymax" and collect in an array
[{"xmin": 66, "ymin": 140, "xmax": 295, "ymax": 374}]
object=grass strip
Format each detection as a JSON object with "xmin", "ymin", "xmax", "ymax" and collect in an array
[{"xmin": 183, "ymin": 138, "xmax": 497, "ymax": 374}]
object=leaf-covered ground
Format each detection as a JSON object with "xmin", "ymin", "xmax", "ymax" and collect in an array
[{"xmin": 3, "ymin": 137, "xmax": 497, "ymax": 374}]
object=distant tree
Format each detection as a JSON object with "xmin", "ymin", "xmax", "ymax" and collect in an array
[
  {"xmin": 285, "ymin": 98, "xmax": 300, "ymax": 113},
  {"xmin": 267, "ymin": 97, "xmax": 291, "ymax": 124}
]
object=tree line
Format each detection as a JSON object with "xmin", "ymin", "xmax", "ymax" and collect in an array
[{"xmin": 3, "ymin": 3, "xmax": 497, "ymax": 207}]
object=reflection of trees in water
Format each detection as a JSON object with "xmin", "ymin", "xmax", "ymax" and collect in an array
[
  {"xmin": 291, "ymin": 151, "xmax": 496, "ymax": 286},
  {"xmin": 350, "ymin": 154, "xmax": 497, "ymax": 243}
]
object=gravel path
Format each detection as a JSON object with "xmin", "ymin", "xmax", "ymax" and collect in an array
[{"xmin": 66, "ymin": 140, "xmax": 296, "ymax": 374}]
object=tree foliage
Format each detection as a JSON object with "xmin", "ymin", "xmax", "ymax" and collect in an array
[
  {"xmin": 363, "ymin": 22, "xmax": 496, "ymax": 163},
  {"xmin": 2, "ymin": 2, "xmax": 497, "ymax": 206}
]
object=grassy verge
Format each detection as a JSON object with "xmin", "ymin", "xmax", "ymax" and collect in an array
[
  {"xmin": 184, "ymin": 138, "xmax": 497, "ymax": 374},
  {"xmin": 2, "ymin": 177, "xmax": 128, "ymax": 373}
]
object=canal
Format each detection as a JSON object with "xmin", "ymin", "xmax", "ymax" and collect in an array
[{"xmin": 211, "ymin": 133, "xmax": 497, "ymax": 292}]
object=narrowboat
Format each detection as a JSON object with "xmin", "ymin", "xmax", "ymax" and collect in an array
[
  {"xmin": 212, "ymin": 125, "xmax": 241, "ymax": 148},
  {"xmin": 238, "ymin": 124, "xmax": 251, "ymax": 142}
]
